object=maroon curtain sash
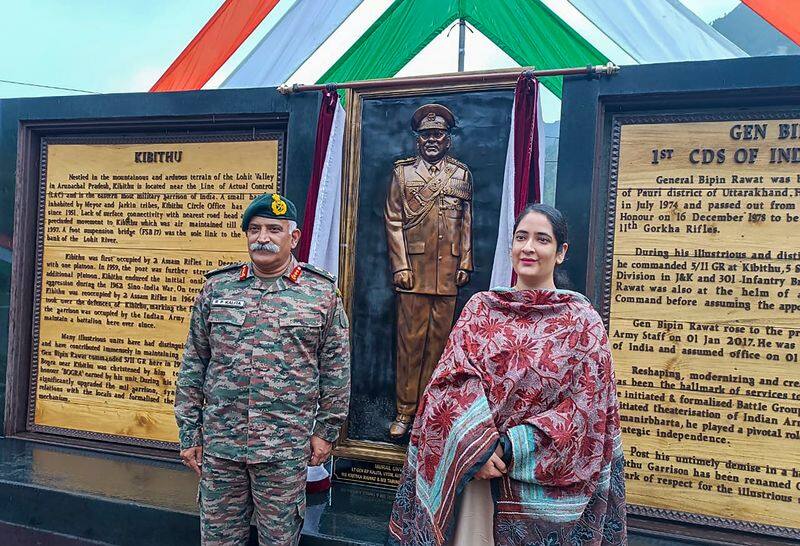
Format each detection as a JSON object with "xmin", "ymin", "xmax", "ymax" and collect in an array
[
  {"xmin": 298, "ymin": 88, "xmax": 338, "ymax": 262},
  {"xmin": 511, "ymin": 73, "xmax": 541, "ymax": 286}
]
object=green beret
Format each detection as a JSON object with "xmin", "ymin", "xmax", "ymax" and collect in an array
[{"xmin": 241, "ymin": 193, "xmax": 298, "ymax": 231}]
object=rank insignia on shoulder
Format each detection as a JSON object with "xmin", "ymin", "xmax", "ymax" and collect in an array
[
  {"xmin": 448, "ymin": 157, "xmax": 467, "ymax": 169},
  {"xmin": 211, "ymin": 299, "xmax": 246, "ymax": 308},
  {"xmin": 239, "ymin": 264, "xmax": 250, "ymax": 281},
  {"xmin": 395, "ymin": 156, "xmax": 416, "ymax": 166},
  {"xmin": 288, "ymin": 266, "xmax": 303, "ymax": 283},
  {"xmin": 300, "ymin": 262, "xmax": 336, "ymax": 282},
  {"xmin": 204, "ymin": 262, "xmax": 245, "ymax": 279}
]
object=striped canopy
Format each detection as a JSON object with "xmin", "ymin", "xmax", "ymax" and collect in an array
[{"xmin": 150, "ymin": 0, "xmax": 767, "ymax": 97}]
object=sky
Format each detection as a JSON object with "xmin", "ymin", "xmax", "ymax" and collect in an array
[
  {"xmin": 1, "ymin": 0, "xmax": 742, "ymax": 113},
  {"xmin": 0, "ymin": 0, "xmax": 222, "ymax": 98}
]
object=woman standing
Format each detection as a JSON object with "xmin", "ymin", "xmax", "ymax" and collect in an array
[{"xmin": 388, "ymin": 204, "xmax": 626, "ymax": 546}]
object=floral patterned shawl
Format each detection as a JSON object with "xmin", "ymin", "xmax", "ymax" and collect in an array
[{"xmin": 388, "ymin": 289, "xmax": 626, "ymax": 546}]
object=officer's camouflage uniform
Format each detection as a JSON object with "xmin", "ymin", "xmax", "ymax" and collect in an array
[{"xmin": 175, "ymin": 257, "xmax": 350, "ymax": 545}]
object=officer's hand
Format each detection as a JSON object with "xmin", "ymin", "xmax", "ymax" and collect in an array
[
  {"xmin": 455, "ymin": 269, "xmax": 470, "ymax": 287},
  {"xmin": 393, "ymin": 270, "xmax": 414, "ymax": 290},
  {"xmin": 309, "ymin": 435, "xmax": 333, "ymax": 466},
  {"xmin": 180, "ymin": 446, "xmax": 203, "ymax": 477}
]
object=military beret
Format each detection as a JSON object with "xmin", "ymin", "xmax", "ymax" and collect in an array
[
  {"xmin": 241, "ymin": 193, "xmax": 297, "ymax": 231},
  {"xmin": 411, "ymin": 104, "xmax": 456, "ymax": 132}
]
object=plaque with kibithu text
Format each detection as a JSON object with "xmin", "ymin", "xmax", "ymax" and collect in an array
[
  {"xmin": 31, "ymin": 134, "xmax": 282, "ymax": 448},
  {"xmin": 604, "ymin": 113, "xmax": 800, "ymax": 538}
]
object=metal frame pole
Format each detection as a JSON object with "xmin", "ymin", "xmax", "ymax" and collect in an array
[
  {"xmin": 277, "ymin": 63, "xmax": 620, "ymax": 95},
  {"xmin": 458, "ymin": 18, "xmax": 466, "ymax": 72}
]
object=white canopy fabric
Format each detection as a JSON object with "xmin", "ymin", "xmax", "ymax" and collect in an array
[
  {"xmin": 490, "ymin": 90, "xmax": 546, "ymax": 289},
  {"xmin": 221, "ymin": 0, "xmax": 363, "ymax": 89},
  {"xmin": 307, "ymin": 100, "xmax": 346, "ymax": 277},
  {"xmin": 566, "ymin": 0, "xmax": 746, "ymax": 63},
  {"xmin": 215, "ymin": 0, "xmax": 747, "ymax": 91}
]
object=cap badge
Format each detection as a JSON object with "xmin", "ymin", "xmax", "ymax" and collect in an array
[{"xmin": 271, "ymin": 194, "xmax": 288, "ymax": 216}]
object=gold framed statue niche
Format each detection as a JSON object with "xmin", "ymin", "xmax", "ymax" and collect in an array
[{"xmin": 333, "ymin": 71, "xmax": 520, "ymax": 467}]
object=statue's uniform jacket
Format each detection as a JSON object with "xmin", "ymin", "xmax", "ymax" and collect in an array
[
  {"xmin": 384, "ymin": 155, "xmax": 473, "ymax": 295},
  {"xmin": 384, "ymin": 154, "xmax": 473, "ymax": 418}
]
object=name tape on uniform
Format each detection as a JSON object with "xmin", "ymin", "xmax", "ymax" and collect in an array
[{"xmin": 211, "ymin": 299, "xmax": 246, "ymax": 308}]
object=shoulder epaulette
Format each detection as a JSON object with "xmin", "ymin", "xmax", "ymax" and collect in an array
[
  {"xmin": 300, "ymin": 262, "xmax": 337, "ymax": 283},
  {"xmin": 394, "ymin": 156, "xmax": 416, "ymax": 167},
  {"xmin": 204, "ymin": 262, "xmax": 245, "ymax": 279},
  {"xmin": 447, "ymin": 156, "xmax": 469, "ymax": 170}
]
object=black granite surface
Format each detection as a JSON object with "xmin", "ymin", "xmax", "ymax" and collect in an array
[{"xmin": 0, "ymin": 437, "xmax": 729, "ymax": 546}]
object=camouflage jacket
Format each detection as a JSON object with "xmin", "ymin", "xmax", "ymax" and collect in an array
[{"xmin": 174, "ymin": 257, "xmax": 351, "ymax": 463}]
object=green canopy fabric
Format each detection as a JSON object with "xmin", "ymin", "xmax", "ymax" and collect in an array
[{"xmin": 318, "ymin": 0, "xmax": 608, "ymax": 97}]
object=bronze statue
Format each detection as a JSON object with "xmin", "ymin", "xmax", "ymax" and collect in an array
[{"xmin": 384, "ymin": 104, "xmax": 473, "ymax": 439}]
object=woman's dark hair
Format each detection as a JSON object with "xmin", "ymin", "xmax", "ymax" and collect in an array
[{"xmin": 513, "ymin": 203, "xmax": 573, "ymax": 289}]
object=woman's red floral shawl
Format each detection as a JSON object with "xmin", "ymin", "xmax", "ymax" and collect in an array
[{"xmin": 388, "ymin": 289, "xmax": 626, "ymax": 545}]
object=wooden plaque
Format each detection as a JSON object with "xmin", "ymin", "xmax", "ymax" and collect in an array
[
  {"xmin": 28, "ymin": 133, "xmax": 282, "ymax": 449},
  {"xmin": 603, "ymin": 112, "xmax": 800, "ymax": 539}
]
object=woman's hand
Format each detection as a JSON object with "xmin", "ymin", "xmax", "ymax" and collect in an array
[{"xmin": 475, "ymin": 445, "xmax": 507, "ymax": 480}]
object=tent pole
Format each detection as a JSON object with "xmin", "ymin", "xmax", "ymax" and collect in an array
[
  {"xmin": 278, "ymin": 63, "xmax": 619, "ymax": 94},
  {"xmin": 458, "ymin": 19, "xmax": 466, "ymax": 72}
]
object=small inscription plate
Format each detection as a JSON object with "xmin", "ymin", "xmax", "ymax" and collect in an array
[{"xmin": 333, "ymin": 458, "xmax": 403, "ymax": 489}]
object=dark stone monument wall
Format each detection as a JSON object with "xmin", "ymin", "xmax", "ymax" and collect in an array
[
  {"xmin": 557, "ymin": 55, "xmax": 800, "ymax": 545},
  {"xmin": 0, "ymin": 89, "xmax": 327, "ymax": 545},
  {"xmin": 0, "ymin": 88, "xmax": 319, "ymax": 434}
]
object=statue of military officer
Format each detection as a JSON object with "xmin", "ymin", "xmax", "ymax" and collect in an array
[
  {"xmin": 384, "ymin": 104, "xmax": 473, "ymax": 439},
  {"xmin": 175, "ymin": 193, "xmax": 351, "ymax": 545}
]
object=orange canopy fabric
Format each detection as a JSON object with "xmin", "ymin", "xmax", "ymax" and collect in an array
[
  {"xmin": 151, "ymin": 0, "xmax": 279, "ymax": 92},
  {"xmin": 742, "ymin": 0, "xmax": 800, "ymax": 46}
]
